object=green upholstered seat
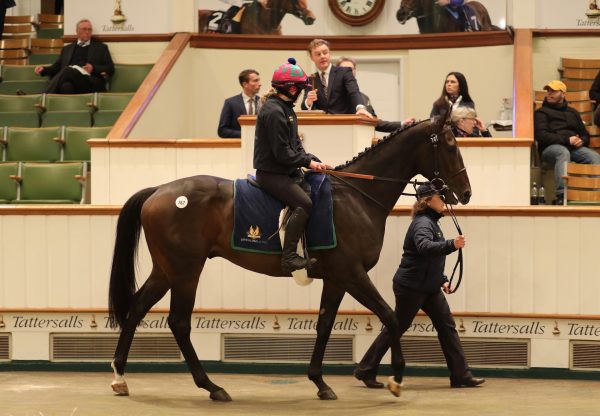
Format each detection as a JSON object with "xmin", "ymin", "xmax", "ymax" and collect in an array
[
  {"xmin": 12, "ymin": 162, "xmax": 86, "ymax": 204},
  {"xmin": 39, "ymin": 94, "xmax": 94, "ymax": 127},
  {"xmin": 4, "ymin": 126, "xmax": 62, "ymax": 162},
  {"xmin": 28, "ymin": 53, "xmax": 60, "ymax": 65},
  {"xmin": 92, "ymin": 93, "xmax": 133, "ymax": 126},
  {"xmin": 0, "ymin": 80, "xmax": 48, "ymax": 95},
  {"xmin": 109, "ymin": 64, "xmax": 153, "ymax": 92},
  {"xmin": 0, "ymin": 162, "xmax": 19, "ymax": 203},
  {"xmin": 63, "ymin": 126, "xmax": 111, "ymax": 161},
  {"xmin": 0, "ymin": 94, "xmax": 42, "ymax": 127}
]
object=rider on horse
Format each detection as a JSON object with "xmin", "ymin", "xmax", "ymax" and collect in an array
[
  {"xmin": 218, "ymin": 0, "xmax": 267, "ymax": 33},
  {"xmin": 253, "ymin": 58, "xmax": 332, "ymax": 274},
  {"xmin": 436, "ymin": 0, "xmax": 479, "ymax": 31}
]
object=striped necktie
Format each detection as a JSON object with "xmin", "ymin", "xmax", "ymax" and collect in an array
[{"xmin": 321, "ymin": 71, "xmax": 328, "ymax": 96}]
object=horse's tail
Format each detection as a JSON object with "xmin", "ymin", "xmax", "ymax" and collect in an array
[{"xmin": 108, "ymin": 187, "xmax": 158, "ymax": 329}]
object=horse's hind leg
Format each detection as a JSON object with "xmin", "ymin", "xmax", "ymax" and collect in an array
[
  {"xmin": 308, "ymin": 280, "xmax": 345, "ymax": 400},
  {"xmin": 167, "ymin": 275, "xmax": 232, "ymax": 402},
  {"xmin": 112, "ymin": 266, "xmax": 170, "ymax": 395}
]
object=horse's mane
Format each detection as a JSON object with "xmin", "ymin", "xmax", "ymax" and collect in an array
[{"xmin": 333, "ymin": 119, "xmax": 429, "ymax": 171}]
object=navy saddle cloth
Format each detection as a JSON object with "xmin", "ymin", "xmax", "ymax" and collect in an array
[{"xmin": 232, "ymin": 173, "xmax": 336, "ymax": 253}]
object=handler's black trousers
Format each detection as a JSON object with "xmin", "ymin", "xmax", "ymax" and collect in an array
[
  {"xmin": 255, "ymin": 170, "xmax": 312, "ymax": 214},
  {"xmin": 356, "ymin": 282, "xmax": 471, "ymax": 382}
]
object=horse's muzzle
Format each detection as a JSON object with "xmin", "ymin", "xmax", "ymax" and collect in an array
[
  {"xmin": 396, "ymin": 9, "xmax": 413, "ymax": 24},
  {"xmin": 460, "ymin": 189, "xmax": 472, "ymax": 205},
  {"xmin": 302, "ymin": 15, "xmax": 315, "ymax": 25}
]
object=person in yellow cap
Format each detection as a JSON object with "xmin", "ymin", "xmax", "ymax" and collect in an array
[{"xmin": 534, "ymin": 80, "xmax": 600, "ymax": 205}]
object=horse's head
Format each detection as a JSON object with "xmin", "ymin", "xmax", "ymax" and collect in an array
[
  {"xmin": 419, "ymin": 115, "xmax": 471, "ymax": 205},
  {"xmin": 269, "ymin": 0, "xmax": 315, "ymax": 25},
  {"xmin": 397, "ymin": 0, "xmax": 419, "ymax": 24}
]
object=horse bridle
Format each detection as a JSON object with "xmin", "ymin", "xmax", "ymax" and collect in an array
[{"xmin": 321, "ymin": 132, "xmax": 467, "ymax": 293}]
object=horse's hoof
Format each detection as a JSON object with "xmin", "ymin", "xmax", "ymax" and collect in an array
[
  {"xmin": 387, "ymin": 376, "xmax": 402, "ymax": 397},
  {"xmin": 111, "ymin": 380, "xmax": 129, "ymax": 396},
  {"xmin": 210, "ymin": 389, "xmax": 232, "ymax": 402},
  {"xmin": 317, "ymin": 388, "xmax": 337, "ymax": 400}
]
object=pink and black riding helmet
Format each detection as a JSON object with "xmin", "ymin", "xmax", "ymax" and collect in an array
[{"xmin": 271, "ymin": 58, "xmax": 311, "ymax": 99}]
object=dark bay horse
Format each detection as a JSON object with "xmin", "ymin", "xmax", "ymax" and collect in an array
[
  {"xmin": 397, "ymin": 0, "xmax": 496, "ymax": 33},
  {"xmin": 198, "ymin": 0, "xmax": 315, "ymax": 35},
  {"xmin": 108, "ymin": 116, "xmax": 471, "ymax": 402}
]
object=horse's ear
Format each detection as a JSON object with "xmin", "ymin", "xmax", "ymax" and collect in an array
[{"xmin": 431, "ymin": 107, "xmax": 451, "ymax": 133}]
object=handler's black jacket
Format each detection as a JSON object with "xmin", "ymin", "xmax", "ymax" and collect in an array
[
  {"xmin": 253, "ymin": 95, "xmax": 315, "ymax": 176},
  {"xmin": 534, "ymin": 99, "xmax": 589, "ymax": 154},
  {"xmin": 393, "ymin": 208, "xmax": 457, "ymax": 294}
]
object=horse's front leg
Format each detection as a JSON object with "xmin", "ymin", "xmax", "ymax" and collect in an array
[
  {"xmin": 344, "ymin": 274, "xmax": 404, "ymax": 397},
  {"xmin": 308, "ymin": 280, "xmax": 345, "ymax": 400}
]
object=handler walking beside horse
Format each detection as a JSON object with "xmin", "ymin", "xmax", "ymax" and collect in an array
[
  {"xmin": 254, "ymin": 58, "xmax": 332, "ymax": 274},
  {"xmin": 354, "ymin": 182, "xmax": 485, "ymax": 389}
]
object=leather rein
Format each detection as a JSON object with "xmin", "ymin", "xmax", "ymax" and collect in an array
[{"xmin": 317, "ymin": 133, "xmax": 466, "ymax": 293}]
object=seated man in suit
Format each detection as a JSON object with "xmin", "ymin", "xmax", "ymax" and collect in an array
[
  {"xmin": 301, "ymin": 39, "xmax": 372, "ymax": 119},
  {"xmin": 34, "ymin": 19, "xmax": 114, "ymax": 94},
  {"xmin": 336, "ymin": 57, "xmax": 415, "ymax": 133},
  {"xmin": 218, "ymin": 69, "xmax": 262, "ymax": 138}
]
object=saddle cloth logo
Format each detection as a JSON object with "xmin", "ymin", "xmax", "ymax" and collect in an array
[{"xmin": 247, "ymin": 225, "xmax": 261, "ymax": 240}]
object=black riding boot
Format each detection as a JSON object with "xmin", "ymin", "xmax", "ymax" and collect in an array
[{"xmin": 281, "ymin": 207, "xmax": 316, "ymax": 274}]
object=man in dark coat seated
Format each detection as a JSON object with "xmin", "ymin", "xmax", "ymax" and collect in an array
[
  {"xmin": 534, "ymin": 80, "xmax": 600, "ymax": 205},
  {"xmin": 34, "ymin": 19, "xmax": 115, "ymax": 94}
]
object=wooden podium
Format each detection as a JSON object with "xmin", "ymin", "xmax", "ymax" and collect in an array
[{"xmin": 239, "ymin": 113, "xmax": 378, "ymax": 174}]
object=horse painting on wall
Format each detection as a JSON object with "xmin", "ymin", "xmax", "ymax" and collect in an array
[
  {"xmin": 397, "ymin": 0, "xmax": 498, "ymax": 33},
  {"xmin": 198, "ymin": 0, "xmax": 315, "ymax": 35}
]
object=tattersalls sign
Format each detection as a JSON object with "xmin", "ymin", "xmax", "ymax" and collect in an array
[
  {"xmin": 1, "ymin": 312, "xmax": 599, "ymax": 341},
  {"xmin": 536, "ymin": 0, "xmax": 600, "ymax": 28},
  {"xmin": 64, "ymin": 0, "xmax": 171, "ymax": 35}
]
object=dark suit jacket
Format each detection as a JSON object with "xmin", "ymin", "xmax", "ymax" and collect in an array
[
  {"xmin": 362, "ymin": 92, "xmax": 403, "ymax": 133},
  {"xmin": 41, "ymin": 41, "xmax": 115, "ymax": 86},
  {"xmin": 301, "ymin": 65, "xmax": 365, "ymax": 114},
  {"xmin": 2, "ymin": 0, "xmax": 16, "ymax": 8},
  {"xmin": 590, "ymin": 69, "xmax": 600, "ymax": 103},
  {"xmin": 218, "ymin": 93, "xmax": 251, "ymax": 138}
]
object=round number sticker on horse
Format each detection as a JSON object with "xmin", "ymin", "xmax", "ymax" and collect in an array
[{"xmin": 175, "ymin": 196, "xmax": 188, "ymax": 209}]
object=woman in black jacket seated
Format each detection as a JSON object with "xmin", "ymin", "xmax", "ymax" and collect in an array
[
  {"xmin": 450, "ymin": 106, "xmax": 491, "ymax": 137},
  {"xmin": 353, "ymin": 182, "xmax": 485, "ymax": 390}
]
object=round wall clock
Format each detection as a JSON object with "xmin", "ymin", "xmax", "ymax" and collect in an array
[{"xmin": 328, "ymin": 0, "xmax": 386, "ymax": 26}]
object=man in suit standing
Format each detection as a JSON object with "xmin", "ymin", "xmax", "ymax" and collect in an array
[
  {"xmin": 218, "ymin": 69, "xmax": 262, "ymax": 138},
  {"xmin": 34, "ymin": 19, "xmax": 114, "ymax": 94},
  {"xmin": 301, "ymin": 39, "xmax": 372, "ymax": 118}
]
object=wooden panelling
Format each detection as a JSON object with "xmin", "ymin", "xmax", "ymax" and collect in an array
[
  {"xmin": 514, "ymin": 29, "xmax": 533, "ymax": 138},
  {"xmin": 107, "ymin": 33, "xmax": 190, "ymax": 140},
  {"xmin": 561, "ymin": 57, "xmax": 600, "ymax": 69},
  {"xmin": 564, "ymin": 79, "xmax": 593, "ymax": 91},
  {"xmin": 0, "ymin": 212, "xmax": 599, "ymax": 315},
  {"xmin": 63, "ymin": 34, "xmax": 174, "ymax": 43},
  {"xmin": 190, "ymin": 31, "xmax": 513, "ymax": 51}
]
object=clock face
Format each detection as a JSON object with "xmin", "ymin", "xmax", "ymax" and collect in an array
[
  {"xmin": 328, "ymin": 0, "xmax": 385, "ymax": 26},
  {"xmin": 336, "ymin": 0, "xmax": 377, "ymax": 17}
]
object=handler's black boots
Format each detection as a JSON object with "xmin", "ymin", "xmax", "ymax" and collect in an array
[
  {"xmin": 281, "ymin": 207, "xmax": 316, "ymax": 274},
  {"xmin": 450, "ymin": 376, "xmax": 486, "ymax": 388}
]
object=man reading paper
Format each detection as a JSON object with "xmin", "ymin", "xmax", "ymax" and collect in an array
[{"xmin": 34, "ymin": 19, "xmax": 114, "ymax": 94}]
